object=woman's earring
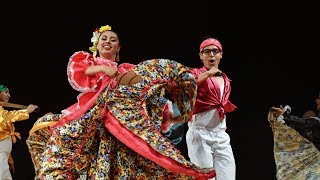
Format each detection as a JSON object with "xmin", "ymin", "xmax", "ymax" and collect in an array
[{"xmin": 116, "ymin": 51, "xmax": 120, "ymax": 61}]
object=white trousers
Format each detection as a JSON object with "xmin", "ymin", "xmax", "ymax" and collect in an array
[
  {"xmin": 0, "ymin": 137, "xmax": 13, "ymax": 180},
  {"xmin": 186, "ymin": 111, "xmax": 236, "ymax": 180}
]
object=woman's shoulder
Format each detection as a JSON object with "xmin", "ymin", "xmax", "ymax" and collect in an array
[{"xmin": 69, "ymin": 51, "xmax": 93, "ymax": 62}]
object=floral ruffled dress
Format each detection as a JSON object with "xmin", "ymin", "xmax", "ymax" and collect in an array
[
  {"xmin": 268, "ymin": 111, "xmax": 320, "ymax": 179},
  {"xmin": 27, "ymin": 52, "xmax": 215, "ymax": 180}
]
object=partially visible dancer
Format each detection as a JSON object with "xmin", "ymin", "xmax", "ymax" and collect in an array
[
  {"xmin": 163, "ymin": 122, "xmax": 189, "ymax": 159},
  {"xmin": 26, "ymin": 25, "xmax": 215, "ymax": 179},
  {"xmin": 186, "ymin": 37, "xmax": 237, "ymax": 180},
  {"xmin": 268, "ymin": 91, "xmax": 320, "ymax": 179},
  {"xmin": 0, "ymin": 84, "xmax": 38, "ymax": 180}
]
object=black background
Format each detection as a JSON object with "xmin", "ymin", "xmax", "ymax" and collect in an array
[{"xmin": 1, "ymin": 1, "xmax": 319, "ymax": 179}]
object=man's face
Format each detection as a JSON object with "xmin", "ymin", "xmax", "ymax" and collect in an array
[
  {"xmin": 0, "ymin": 90, "xmax": 10, "ymax": 102},
  {"xmin": 199, "ymin": 45, "xmax": 222, "ymax": 69}
]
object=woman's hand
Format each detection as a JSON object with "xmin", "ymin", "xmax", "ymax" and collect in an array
[
  {"xmin": 270, "ymin": 105, "xmax": 285, "ymax": 117},
  {"xmin": 102, "ymin": 66, "xmax": 118, "ymax": 78},
  {"xmin": 85, "ymin": 65, "xmax": 118, "ymax": 78}
]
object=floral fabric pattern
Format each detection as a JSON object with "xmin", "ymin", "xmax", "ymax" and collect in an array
[
  {"xmin": 268, "ymin": 112, "xmax": 320, "ymax": 180},
  {"xmin": 27, "ymin": 59, "xmax": 214, "ymax": 180}
]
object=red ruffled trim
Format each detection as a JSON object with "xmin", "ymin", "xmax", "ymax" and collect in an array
[
  {"xmin": 67, "ymin": 51, "xmax": 104, "ymax": 92},
  {"xmin": 104, "ymin": 111, "xmax": 216, "ymax": 179},
  {"xmin": 53, "ymin": 51, "xmax": 124, "ymax": 129},
  {"xmin": 51, "ymin": 78, "xmax": 110, "ymax": 130}
]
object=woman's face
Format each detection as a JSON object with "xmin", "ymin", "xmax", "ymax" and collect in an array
[
  {"xmin": 97, "ymin": 31, "xmax": 120, "ymax": 60},
  {"xmin": 0, "ymin": 90, "xmax": 10, "ymax": 102}
]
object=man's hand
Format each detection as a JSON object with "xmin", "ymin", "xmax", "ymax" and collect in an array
[{"xmin": 206, "ymin": 66, "xmax": 222, "ymax": 77}]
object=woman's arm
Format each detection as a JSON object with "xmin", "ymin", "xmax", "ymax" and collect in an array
[{"xmin": 85, "ymin": 65, "xmax": 118, "ymax": 78}]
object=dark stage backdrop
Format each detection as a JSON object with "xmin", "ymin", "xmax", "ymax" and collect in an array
[{"xmin": 1, "ymin": 1, "xmax": 319, "ymax": 180}]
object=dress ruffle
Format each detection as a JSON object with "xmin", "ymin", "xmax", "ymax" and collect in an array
[
  {"xmin": 55, "ymin": 51, "xmax": 134, "ymax": 128},
  {"xmin": 27, "ymin": 57, "xmax": 215, "ymax": 179}
]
